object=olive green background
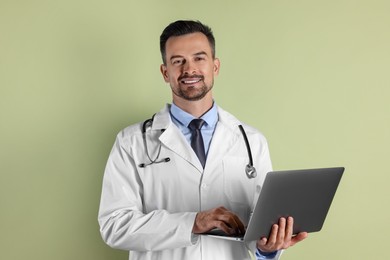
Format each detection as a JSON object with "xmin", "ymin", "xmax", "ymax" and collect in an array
[{"xmin": 1, "ymin": 0, "xmax": 389, "ymax": 259}]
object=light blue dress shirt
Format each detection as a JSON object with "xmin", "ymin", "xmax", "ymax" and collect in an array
[
  {"xmin": 169, "ymin": 102, "xmax": 277, "ymax": 260},
  {"xmin": 169, "ymin": 102, "xmax": 218, "ymax": 157}
]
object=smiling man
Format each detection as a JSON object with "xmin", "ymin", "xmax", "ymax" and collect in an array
[
  {"xmin": 98, "ymin": 20, "xmax": 307, "ymax": 260},
  {"xmin": 160, "ymin": 31, "xmax": 219, "ymax": 117}
]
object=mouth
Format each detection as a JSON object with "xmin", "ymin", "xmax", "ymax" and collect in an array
[{"xmin": 179, "ymin": 76, "xmax": 204, "ymax": 85}]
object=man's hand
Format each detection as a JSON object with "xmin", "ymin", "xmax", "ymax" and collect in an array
[
  {"xmin": 257, "ymin": 216, "xmax": 308, "ymax": 253},
  {"xmin": 192, "ymin": 206, "xmax": 246, "ymax": 235}
]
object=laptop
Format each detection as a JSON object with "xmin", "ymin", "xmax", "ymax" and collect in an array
[{"xmin": 205, "ymin": 167, "xmax": 344, "ymax": 242}]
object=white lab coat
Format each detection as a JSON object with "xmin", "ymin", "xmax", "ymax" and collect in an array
[{"xmin": 98, "ymin": 104, "xmax": 282, "ymax": 260}]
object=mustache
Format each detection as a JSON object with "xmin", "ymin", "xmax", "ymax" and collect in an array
[{"xmin": 178, "ymin": 74, "xmax": 204, "ymax": 81}]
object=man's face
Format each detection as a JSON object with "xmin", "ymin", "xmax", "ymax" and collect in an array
[{"xmin": 160, "ymin": 32, "xmax": 220, "ymax": 102}]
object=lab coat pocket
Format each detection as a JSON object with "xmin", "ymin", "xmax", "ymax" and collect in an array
[{"xmin": 222, "ymin": 156, "xmax": 255, "ymax": 224}]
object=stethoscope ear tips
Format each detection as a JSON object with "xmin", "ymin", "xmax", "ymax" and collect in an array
[{"xmin": 245, "ymin": 164, "xmax": 257, "ymax": 179}]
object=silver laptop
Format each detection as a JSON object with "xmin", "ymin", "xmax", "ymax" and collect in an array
[{"xmin": 205, "ymin": 167, "xmax": 344, "ymax": 242}]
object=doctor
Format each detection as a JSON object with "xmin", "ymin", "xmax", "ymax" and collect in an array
[{"xmin": 98, "ymin": 20, "xmax": 307, "ymax": 260}]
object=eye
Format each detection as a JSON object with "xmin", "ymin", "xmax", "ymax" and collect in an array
[
  {"xmin": 194, "ymin": 56, "xmax": 205, "ymax": 61},
  {"xmin": 172, "ymin": 59, "xmax": 184, "ymax": 65}
]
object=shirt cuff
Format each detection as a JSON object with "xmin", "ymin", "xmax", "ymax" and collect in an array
[{"xmin": 255, "ymin": 248, "xmax": 278, "ymax": 259}]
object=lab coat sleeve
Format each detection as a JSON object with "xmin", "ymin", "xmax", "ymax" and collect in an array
[{"xmin": 98, "ymin": 134, "xmax": 198, "ymax": 251}]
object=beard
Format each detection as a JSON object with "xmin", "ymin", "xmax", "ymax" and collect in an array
[{"xmin": 172, "ymin": 77, "xmax": 214, "ymax": 101}]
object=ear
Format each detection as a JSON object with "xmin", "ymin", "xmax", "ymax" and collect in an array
[
  {"xmin": 160, "ymin": 64, "xmax": 169, "ymax": 83},
  {"xmin": 213, "ymin": 58, "xmax": 220, "ymax": 76}
]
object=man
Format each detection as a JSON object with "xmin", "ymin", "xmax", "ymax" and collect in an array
[{"xmin": 98, "ymin": 20, "xmax": 307, "ymax": 260}]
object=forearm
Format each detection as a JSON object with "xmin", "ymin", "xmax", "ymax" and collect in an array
[{"xmin": 99, "ymin": 208, "xmax": 197, "ymax": 251}]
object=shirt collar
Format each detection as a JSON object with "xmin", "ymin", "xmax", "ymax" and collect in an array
[{"xmin": 170, "ymin": 102, "xmax": 218, "ymax": 129}]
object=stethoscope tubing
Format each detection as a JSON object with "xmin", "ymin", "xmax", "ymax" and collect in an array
[{"xmin": 139, "ymin": 117, "xmax": 257, "ymax": 179}]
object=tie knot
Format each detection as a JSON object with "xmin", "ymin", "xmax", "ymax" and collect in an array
[{"xmin": 188, "ymin": 119, "xmax": 205, "ymax": 130}]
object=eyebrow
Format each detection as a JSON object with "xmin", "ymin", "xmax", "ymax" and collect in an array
[
  {"xmin": 169, "ymin": 51, "xmax": 209, "ymax": 61},
  {"xmin": 170, "ymin": 55, "xmax": 184, "ymax": 61},
  {"xmin": 194, "ymin": 51, "xmax": 208, "ymax": 56}
]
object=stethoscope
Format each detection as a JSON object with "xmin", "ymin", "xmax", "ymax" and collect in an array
[{"xmin": 138, "ymin": 117, "xmax": 257, "ymax": 179}]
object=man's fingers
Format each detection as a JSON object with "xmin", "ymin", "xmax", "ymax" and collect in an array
[
  {"xmin": 285, "ymin": 216, "xmax": 293, "ymax": 238},
  {"xmin": 218, "ymin": 212, "xmax": 245, "ymax": 234},
  {"xmin": 192, "ymin": 207, "xmax": 245, "ymax": 235},
  {"xmin": 215, "ymin": 221, "xmax": 235, "ymax": 235},
  {"xmin": 258, "ymin": 236, "xmax": 268, "ymax": 246},
  {"xmin": 267, "ymin": 223, "xmax": 279, "ymax": 246},
  {"xmin": 257, "ymin": 216, "xmax": 309, "ymax": 253},
  {"xmin": 280, "ymin": 216, "xmax": 293, "ymax": 248},
  {"xmin": 276, "ymin": 217, "xmax": 286, "ymax": 242},
  {"xmin": 290, "ymin": 232, "xmax": 308, "ymax": 247}
]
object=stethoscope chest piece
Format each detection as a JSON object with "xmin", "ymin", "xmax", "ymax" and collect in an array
[{"xmin": 245, "ymin": 164, "xmax": 257, "ymax": 179}]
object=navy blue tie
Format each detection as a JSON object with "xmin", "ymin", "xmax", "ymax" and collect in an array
[{"xmin": 188, "ymin": 119, "xmax": 206, "ymax": 168}]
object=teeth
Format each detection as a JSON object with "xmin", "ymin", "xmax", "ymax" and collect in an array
[{"xmin": 182, "ymin": 78, "xmax": 201, "ymax": 84}]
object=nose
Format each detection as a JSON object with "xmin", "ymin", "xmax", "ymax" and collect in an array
[{"xmin": 182, "ymin": 60, "xmax": 196, "ymax": 75}]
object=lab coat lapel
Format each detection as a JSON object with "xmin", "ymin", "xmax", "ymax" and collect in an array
[
  {"xmin": 206, "ymin": 107, "xmax": 241, "ymax": 166},
  {"xmin": 159, "ymin": 125, "xmax": 204, "ymax": 172},
  {"xmin": 153, "ymin": 104, "xmax": 204, "ymax": 172}
]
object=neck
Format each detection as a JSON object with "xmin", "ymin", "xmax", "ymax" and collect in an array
[{"xmin": 172, "ymin": 96, "xmax": 214, "ymax": 118}]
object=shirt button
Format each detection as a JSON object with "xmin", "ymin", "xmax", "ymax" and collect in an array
[{"xmin": 201, "ymin": 183, "xmax": 208, "ymax": 189}]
